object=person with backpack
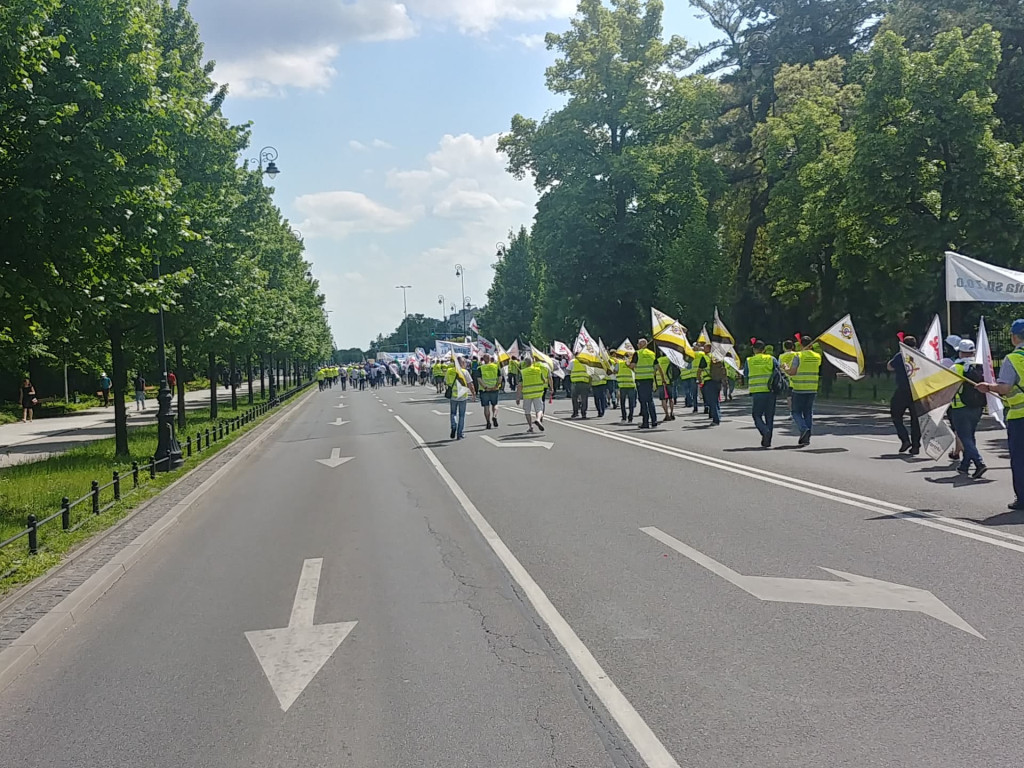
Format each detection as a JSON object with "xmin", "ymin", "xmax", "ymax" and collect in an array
[
  {"xmin": 949, "ymin": 339, "xmax": 988, "ymax": 479},
  {"xmin": 745, "ymin": 339, "xmax": 783, "ymax": 448}
]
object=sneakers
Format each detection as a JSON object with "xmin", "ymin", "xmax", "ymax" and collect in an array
[
  {"xmin": 956, "ymin": 463, "xmax": 969, "ymax": 475},
  {"xmin": 973, "ymin": 463, "xmax": 988, "ymax": 479},
  {"xmin": 536, "ymin": 421, "xmax": 545, "ymax": 432},
  {"xmin": 486, "ymin": 422, "xmax": 492, "ymax": 430},
  {"xmin": 909, "ymin": 446, "xmax": 921, "ymax": 456},
  {"xmin": 899, "ymin": 440, "xmax": 912, "ymax": 453},
  {"xmin": 760, "ymin": 435, "xmax": 771, "ymax": 449},
  {"xmin": 493, "ymin": 417, "xmax": 498, "ymax": 427},
  {"xmin": 798, "ymin": 430, "xmax": 811, "ymax": 446},
  {"xmin": 450, "ymin": 427, "xmax": 457, "ymax": 439},
  {"xmin": 1008, "ymin": 500, "xmax": 1024, "ymax": 511}
]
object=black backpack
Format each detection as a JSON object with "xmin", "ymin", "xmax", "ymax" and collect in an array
[
  {"xmin": 958, "ymin": 364, "xmax": 986, "ymax": 408},
  {"xmin": 769, "ymin": 364, "xmax": 791, "ymax": 396}
]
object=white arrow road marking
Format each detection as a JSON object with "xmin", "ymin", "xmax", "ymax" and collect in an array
[
  {"xmin": 480, "ymin": 435, "xmax": 553, "ymax": 450},
  {"xmin": 338, "ymin": 395, "xmax": 346, "ymax": 399},
  {"xmin": 642, "ymin": 527, "xmax": 982, "ymax": 638},
  {"xmin": 316, "ymin": 448, "xmax": 354, "ymax": 468},
  {"xmin": 245, "ymin": 559, "xmax": 357, "ymax": 712},
  {"xmin": 331, "ymin": 419, "xmax": 350, "ymax": 426},
  {"xmin": 334, "ymin": 404, "xmax": 348, "ymax": 409},
  {"xmin": 432, "ymin": 409, "xmax": 474, "ymax": 417}
]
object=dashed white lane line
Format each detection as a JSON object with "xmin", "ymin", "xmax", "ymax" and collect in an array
[{"xmin": 395, "ymin": 414, "xmax": 682, "ymax": 768}]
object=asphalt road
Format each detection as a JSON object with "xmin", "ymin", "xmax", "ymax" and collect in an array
[{"xmin": 2, "ymin": 384, "xmax": 1023, "ymax": 767}]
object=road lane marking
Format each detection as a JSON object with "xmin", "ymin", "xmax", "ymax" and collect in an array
[
  {"xmin": 245, "ymin": 558, "xmax": 358, "ymax": 712},
  {"xmin": 331, "ymin": 419, "xmax": 350, "ymax": 426},
  {"xmin": 510, "ymin": 408, "xmax": 1024, "ymax": 555},
  {"xmin": 642, "ymin": 527, "xmax": 981, "ymax": 637},
  {"xmin": 480, "ymin": 435, "xmax": 553, "ymax": 450},
  {"xmin": 395, "ymin": 415, "xmax": 681, "ymax": 768},
  {"xmin": 848, "ymin": 435, "xmax": 900, "ymax": 444},
  {"xmin": 316, "ymin": 448, "xmax": 354, "ymax": 468}
]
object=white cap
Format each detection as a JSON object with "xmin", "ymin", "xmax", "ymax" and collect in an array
[{"xmin": 958, "ymin": 339, "xmax": 976, "ymax": 354}]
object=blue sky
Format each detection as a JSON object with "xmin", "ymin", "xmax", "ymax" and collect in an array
[{"xmin": 188, "ymin": 0, "xmax": 719, "ymax": 349}]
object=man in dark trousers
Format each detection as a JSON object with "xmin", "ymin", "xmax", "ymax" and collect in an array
[{"xmin": 887, "ymin": 335, "xmax": 920, "ymax": 455}]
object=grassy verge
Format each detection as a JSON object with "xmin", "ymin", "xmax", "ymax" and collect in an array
[{"xmin": 0, "ymin": 388, "xmax": 302, "ymax": 593}]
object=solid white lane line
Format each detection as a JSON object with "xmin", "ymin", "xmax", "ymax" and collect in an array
[
  {"xmin": 513, "ymin": 408, "xmax": 1024, "ymax": 555},
  {"xmin": 849, "ymin": 435, "xmax": 900, "ymax": 444},
  {"xmin": 394, "ymin": 415, "xmax": 681, "ymax": 768}
]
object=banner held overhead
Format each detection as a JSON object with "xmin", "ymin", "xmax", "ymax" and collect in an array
[{"xmin": 946, "ymin": 251, "xmax": 1024, "ymax": 303}]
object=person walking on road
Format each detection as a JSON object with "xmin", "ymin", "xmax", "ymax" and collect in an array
[
  {"xmin": 516, "ymin": 354, "xmax": 547, "ymax": 433},
  {"xmin": 695, "ymin": 343, "xmax": 724, "ymax": 425},
  {"xmin": 478, "ymin": 354, "xmax": 501, "ymax": 429},
  {"xmin": 745, "ymin": 340, "xmax": 779, "ymax": 448},
  {"xmin": 977, "ymin": 319, "xmax": 1024, "ymax": 509},
  {"xmin": 99, "ymin": 372, "xmax": 111, "ymax": 407},
  {"xmin": 445, "ymin": 355, "xmax": 475, "ymax": 441},
  {"xmin": 784, "ymin": 334, "xmax": 821, "ymax": 446},
  {"xmin": 618, "ymin": 356, "xmax": 636, "ymax": 423},
  {"xmin": 632, "ymin": 339, "xmax": 659, "ymax": 429},
  {"xmin": 948, "ymin": 339, "xmax": 987, "ymax": 479},
  {"xmin": 133, "ymin": 373, "xmax": 146, "ymax": 412},
  {"xmin": 570, "ymin": 356, "xmax": 591, "ymax": 419},
  {"xmin": 887, "ymin": 335, "xmax": 921, "ymax": 455},
  {"xmin": 657, "ymin": 350, "xmax": 676, "ymax": 422},
  {"xmin": 20, "ymin": 378, "xmax": 37, "ymax": 422},
  {"xmin": 591, "ymin": 365, "xmax": 608, "ymax": 418}
]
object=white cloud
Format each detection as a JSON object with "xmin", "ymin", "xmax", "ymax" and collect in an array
[
  {"xmin": 350, "ymin": 138, "xmax": 394, "ymax": 151},
  {"xmin": 294, "ymin": 191, "xmax": 415, "ymax": 238},
  {"xmin": 349, "ymin": 140, "xmax": 369, "ymax": 152},
  {"xmin": 405, "ymin": 0, "xmax": 576, "ymax": 33},
  {"xmin": 513, "ymin": 33, "xmax": 546, "ymax": 49},
  {"xmin": 215, "ymin": 45, "xmax": 340, "ymax": 98},
  {"xmin": 371, "ymin": 139, "xmax": 395, "ymax": 149}
]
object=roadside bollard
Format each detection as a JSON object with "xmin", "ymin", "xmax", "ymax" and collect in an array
[
  {"xmin": 61, "ymin": 497, "xmax": 70, "ymax": 530},
  {"xmin": 132, "ymin": 461, "xmax": 139, "ymax": 488},
  {"xmin": 113, "ymin": 470, "xmax": 121, "ymax": 501},
  {"xmin": 27, "ymin": 515, "xmax": 38, "ymax": 555},
  {"xmin": 186, "ymin": 436, "xmax": 192, "ymax": 458},
  {"xmin": 92, "ymin": 480, "xmax": 100, "ymax": 515},
  {"xmin": 196, "ymin": 432, "xmax": 202, "ymax": 452}
]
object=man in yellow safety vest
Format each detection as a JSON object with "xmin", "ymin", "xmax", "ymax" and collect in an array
[
  {"xmin": 478, "ymin": 354, "xmax": 501, "ymax": 429},
  {"xmin": 630, "ymin": 339, "xmax": 658, "ymax": 429},
  {"xmin": 977, "ymin": 319, "xmax": 1024, "ymax": 509},
  {"xmin": 783, "ymin": 333, "xmax": 821, "ymax": 446}
]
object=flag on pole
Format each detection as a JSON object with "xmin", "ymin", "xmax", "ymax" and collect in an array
[
  {"xmin": 507, "ymin": 340, "xmax": 520, "ymax": 360},
  {"xmin": 651, "ymin": 307, "xmax": 694, "ymax": 368},
  {"xmin": 816, "ymin": 314, "xmax": 866, "ymax": 380},
  {"xmin": 901, "ymin": 342, "xmax": 965, "ymax": 459},
  {"xmin": 530, "ymin": 345, "xmax": 560, "ymax": 397},
  {"xmin": 710, "ymin": 308, "xmax": 742, "ymax": 373},
  {"xmin": 470, "ymin": 317, "xmax": 480, "ymax": 333},
  {"xmin": 976, "ymin": 316, "xmax": 1005, "ymax": 427},
  {"xmin": 920, "ymin": 314, "xmax": 942, "ymax": 363},
  {"xmin": 496, "ymin": 340, "xmax": 509, "ymax": 367},
  {"xmin": 552, "ymin": 340, "xmax": 572, "ymax": 357},
  {"xmin": 612, "ymin": 339, "xmax": 636, "ymax": 362},
  {"xmin": 573, "ymin": 323, "xmax": 604, "ymax": 369},
  {"xmin": 696, "ymin": 325, "xmax": 710, "ymax": 345},
  {"xmin": 598, "ymin": 338, "xmax": 612, "ymax": 371}
]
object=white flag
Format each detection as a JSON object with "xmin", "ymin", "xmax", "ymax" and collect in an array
[
  {"xmin": 977, "ymin": 317, "xmax": 1005, "ymax": 427},
  {"xmin": 920, "ymin": 314, "xmax": 942, "ymax": 364}
]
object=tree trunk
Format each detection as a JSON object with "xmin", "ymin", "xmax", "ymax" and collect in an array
[
  {"xmin": 734, "ymin": 183, "xmax": 770, "ymax": 330},
  {"xmin": 109, "ymin": 324, "xmax": 130, "ymax": 457},
  {"xmin": 247, "ymin": 354, "xmax": 254, "ymax": 405},
  {"xmin": 175, "ymin": 339, "xmax": 187, "ymax": 431},
  {"xmin": 208, "ymin": 351, "xmax": 218, "ymax": 418},
  {"xmin": 230, "ymin": 350, "xmax": 238, "ymax": 411}
]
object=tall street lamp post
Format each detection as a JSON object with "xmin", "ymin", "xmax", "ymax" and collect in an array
[
  {"xmin": 153, "ymin": 257, "xmax": 183, "ymax": 472},
  {"xmin": 437, "ymin": 294, "xmax": 446, "ymax": 332},
  {"xmin": 395, "ymin": 285, "xmax": 412, "ymax": 352},
  {"xmin": 463, "ymin": 296, "xmax": 473, "ymax": 340},
  {"xmin": 454, "ymin": 264, "xmax": 466, "ymax": 337},
  {"xmin": 249, "ymin": 146, "xmax": 282, "ymax": 401}
]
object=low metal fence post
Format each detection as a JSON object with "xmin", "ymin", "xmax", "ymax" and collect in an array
[
  {"xmin": 113, "ymin": 470, "xmax": 121, "ymax": 501},
  {"xmin": 27, "ymin": 515, "xmax": 37, "ymax": 555},
  {"xmin": 186, "ymin": 436, "xmax": 192, "ymax": 457},
  {"xmin": 205, "ymin": 428, "xmax": 210, "ymax": 448},
  {"xmin": 92, "ymin": 480, "xmax": 100, "ymax": 515},
  {"xmin": 196, "ymin": 432, "xmax": 202, "ymax": 452},
  {"xmin": 61, "ymin": 497, "xmax": 70, "ymax": 530},
  {"xmin": 132, "ymin": 461, "xmax": 139, "ymax": 488},
  {"xmin": 149, "ymin": 458, "xmax": 156, "ymax": 480}
]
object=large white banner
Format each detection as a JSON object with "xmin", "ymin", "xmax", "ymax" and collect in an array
[
  {"xmin": 433, "ymin": 341, "xmax": 472, "ymax": 358},
  {"xmin": 946, "ymin": 251, "xmax": 1024, "ymax": 302}
]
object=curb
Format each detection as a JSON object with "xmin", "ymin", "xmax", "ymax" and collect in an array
[{"xmin": 0, "ymin": 388, "xmax": 316, "ymax": 694}]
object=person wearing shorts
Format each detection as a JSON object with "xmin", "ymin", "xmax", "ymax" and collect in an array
[
  {"xmin": 516, "ymin": 355, "xmax": 547, "ymax": 433},
  {"xmin": 478, "ymin": 354, "xmax": 501, "ymax": 429}
]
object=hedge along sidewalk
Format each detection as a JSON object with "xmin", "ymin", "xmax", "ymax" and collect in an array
[
  {"xmin": 0, "ymin": 385, "xmax": 308, "ymax": 592},
  {"xmin": 0, "ymin": 385, "xmax": 317, "ymax": 692}
]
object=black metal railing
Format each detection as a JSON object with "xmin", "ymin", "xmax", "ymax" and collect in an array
[{"xmin": 0, "ymin": 382, "xmax": 311, "ymax": 576}]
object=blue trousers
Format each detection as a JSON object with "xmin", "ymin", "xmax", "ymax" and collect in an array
[
  {"xmin": 1008, "ymin": 419, "xmax": 1024, "ymax": 502},
  {"xmin": 752, "ymin": 392, "xmax": 776, "ymax": 440},
  {"xmin": 449, "ymin": 399, "xmax": 467, "ymax": 438},
  {"xmin": 791, "ymin": 392, "xmax": 816, "ymax": 433},
  {"xmin": 619, "ymin": 388, "xmax": 637, "ymax": 420},
  {"xmin": 950, "ymin": 407, "xmax": 982, "ymax": 468},
  {"xmin": 682, "ymin": 379, "xmax": 697, "ymax": 409},
  {"xmin": 703, "ymin": 380, "xmax": 722, "ymax": 424},
  {"xmin": 593, "ymin": 385, "xmax": 607, "ymax": 416}
]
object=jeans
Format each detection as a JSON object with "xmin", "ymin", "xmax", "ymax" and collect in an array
[
  {"xmin": 619, "ymin": 388, "xmax": 637, "ymax": 420},
  {"xmin": 890, "ymin": 388, "xmax": 920, "ymax": 447},
  {"xmin": 593, "ymin": 385, "xmax": 607, "ymax": 417},
  {"xmin": 1009, "ymin": 419, "xmax": 1024, "ymax": 502},
  {"xmin": 636, "ymin": 380, "xmax": 657, "ymax": 426},
  {"xmin": 752, "ymin": 392, "xmax": 776, "ymax": 441},
  {"xmin": 950, "ymin": 406, "xmax": 983, "ymax": 468},
  {"xmin": 681, "ymin": 379, "xmax": 697, "ymax": 410},
  {"xmin": 572, "ymin": 382, "xmax": 592, "ymax": 417},
  {"xmin": 449, "ymin": 399, "xmax": 467, "ymax": 438},
  {"xmin": 791, "ymin": 392, "xmax": 816, "ymax": 434},
  {"xmin": 703, "ymin": 380, "xmax": 722, "ymax": 423}
]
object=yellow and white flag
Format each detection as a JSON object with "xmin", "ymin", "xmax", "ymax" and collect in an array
[
  {"xmin": 530, "ymin": 344, "xmax": 556, "ymax": 371},
  {"xmin": 495, "ymin": 340, "xmax": 509, "ymax": 367},
  {"xmin": 901, "ymin": 342, "xmax": 965, "ymax": 459},
  {"xmin": 710, "ymin": 307, "xmax": 742, "ymax": 373},
  {"xmin": 696, "ymin": 325, "xmax": 709, "ymax": 345},
  {"xmin": 611, "ymin": 339, "xmax": 636, "ymax": 363},
  {"xmin": 573, "ymin": 323, "xmax": 604, "ymax": 369},
  {"xmin": 506, "ymin": 340, "xmax": 520, "ymax": 361},
  {"xmin": 651, "ymin": 307, "xmax": 694, "ymax": 368},
  {"xmin": 598, "ymin": 338, "xmax": 612, "ymax": 370},
  {"xmin": 816, "ymin": 314, "xmax": 866, "ymax": 380}
]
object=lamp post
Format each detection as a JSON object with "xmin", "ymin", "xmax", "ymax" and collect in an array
[
  {"xmin": 454, "ymin": 264, "xmax": 466, "ymax": 337},
  {"xmin": 153, "ymin": 257, "xmax": 183, "ymax": 472},
  {"xmin": 437, "ymin": 294, "xmax": 446, "ymax": 331},
  {"xmin": 463, "ymin": 296, "xmax": 473, "ymax": 341},
  {"xmin": 248, "ymin": 145, "xmax": 282, "ymax": 401},
  {"xmin": 395, "ymin": 285, "xmax": 412, "ymax": 352}
]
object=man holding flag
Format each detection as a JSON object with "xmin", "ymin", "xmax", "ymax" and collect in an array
[
  {"xmin": 976, "ymin": 319, "xmax": 1024, "ymax": 510},
  {"xmin": 783, "ymin": 334, "xmax": 821, "ymax": 446}
]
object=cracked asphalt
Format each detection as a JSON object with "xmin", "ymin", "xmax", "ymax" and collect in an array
[{"xmin": 3, "ymin": 384, "xmax": 1024, "ymax": 766}]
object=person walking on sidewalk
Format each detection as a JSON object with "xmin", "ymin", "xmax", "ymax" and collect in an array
[
  {"xmin": 20, "ymin": 378, "xmax": 37, "ymax": 422},
  {"xmin": 133, "ymin": 373, "xmax": 146, "ymax": 412},
  {"xmin": 99, "ymin": 372, "xmax": 111, "ymax": 407},
  {"xmin": 887, "ymin": 335, "xmax": 921, "ymax": 455},
  {"xmin": 746, "ymin": 340, "xmax": 779, "ymax": 448},
  {"xmin": 948, "ymin": 339, "xmax": 987, "ymax": 479}
]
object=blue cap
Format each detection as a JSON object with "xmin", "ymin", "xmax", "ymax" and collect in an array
[{"xmin": 1013, "ymin": 319, "xmax": 1024, "ymax": 337}]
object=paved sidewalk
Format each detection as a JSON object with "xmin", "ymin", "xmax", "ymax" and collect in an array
[{"xmin": 0, "ymin": 388, "xmax": 244, "ymax": 468}]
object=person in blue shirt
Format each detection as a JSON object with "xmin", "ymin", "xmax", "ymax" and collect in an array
[{"xmin": 887, "ymin": 334, "xmax": 919, "ymax": 455}]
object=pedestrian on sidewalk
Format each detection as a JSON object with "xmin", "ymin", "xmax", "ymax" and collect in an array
[
  {"xmin": 99, "ymin": 372, "xmax": 111, "ymax": 407},
  {"xmin": 948, "ymin": 339, "xmax": 987, "ymax": 479},
  {"xmin": 20, "ymin": 378, "xmax": 37, "ymax": 422},
  {"xmin": 887, "ymin": 335, "xmax": 921, "ymax": 455},
  {"xmin": 133, "ymin": 373, "xmax": 146, "ymax": 412}
]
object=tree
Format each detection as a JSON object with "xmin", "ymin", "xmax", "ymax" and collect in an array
[{"xmin": 476, "ymin": 227, "xmax": 537, "ymax": 343}]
